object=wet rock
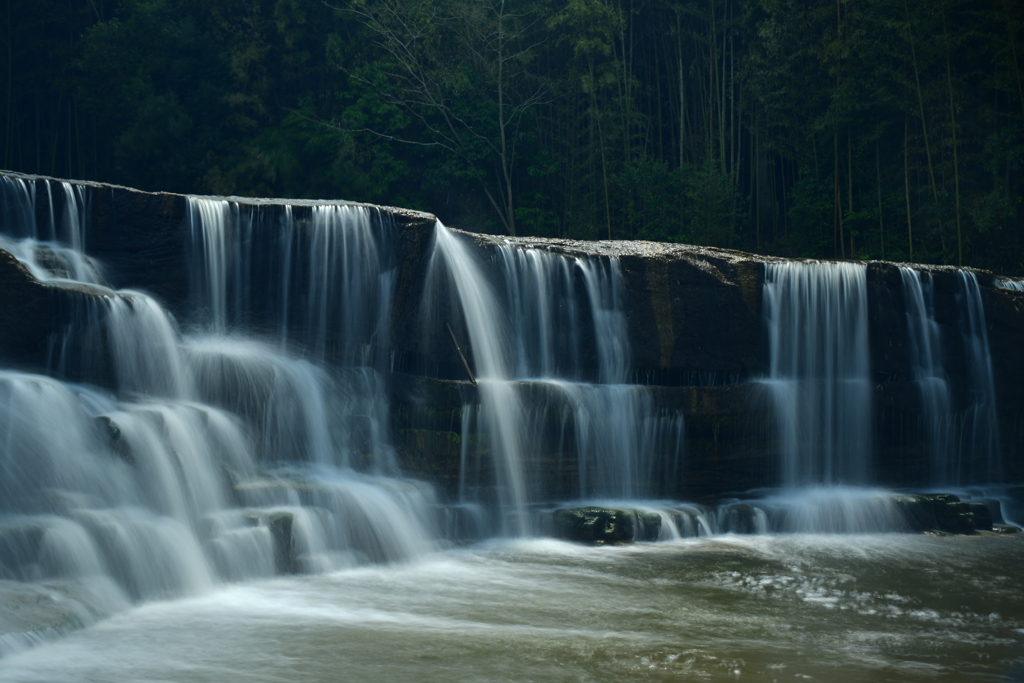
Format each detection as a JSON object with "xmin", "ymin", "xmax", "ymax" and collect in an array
[
  {"xmin": 717, "ymin": 503, "xmax": 761, "ymax": 534},
  {"xmin": 927, "ymin": 494, "xmax": 976, "ymax": 535},
  {"xmin": 634, "ymin": 511, "xmax": 663, "ymax": 542},
  {"xmin": 892, "ymin": 494, "xmax": 939, "ymax": 532},
  {"xmin": 965, "ymin": 501, "xmax": 993, "ymax": 530},
  {"xmin": 268, "ymin": 512, "xmax": 296, "ymax": 574},
  {"xmin": 96, "ymin": 416, "xmax": 133, "ymax": 465},
  {"xmin": 0, "ymin": 581, "xmax": 84, "ymax": 656},
  {"xmin": 550, "ymin": 507, "xmax": 661, "ymax": 545},
  {"xmin": 891, "ymin": 493, "xmax": 996, "ymax": 534},
  {"xmin": 973, "ymin": 498, "xmax": 1006, "ymax": 525}
]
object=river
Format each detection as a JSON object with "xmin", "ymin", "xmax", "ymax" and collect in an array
[{"xmin": 3, "ymin": 533, "xmax": 1022, "ymax": 682}]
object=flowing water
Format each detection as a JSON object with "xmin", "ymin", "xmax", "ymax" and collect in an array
[
  {"xmin": 427, "ymin": 225, "xmax": 685, "ymax": 514},
  {"xmin": 1, "ymin": 535, "xmax": 1022, "ymax": 682},
  {"xmin": 1, "ymin": 176, "xmax": 1023, "ymax": 680},
  {"xmin": 0, "ymin": 180, "xmax": 439, "ymax": 658},
  {"xmin": 762, "ymin": 262, "xmax": 872, "ymax": 487},
  {"xmin": 900, "ymin": 267, "xmax": 954, "ymax": 483},
  {"xmin": 957, "ymin": 272, "xmax": 1002, "ymax": 483}
]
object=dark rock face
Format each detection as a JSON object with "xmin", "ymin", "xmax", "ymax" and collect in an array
[{"xmin": 0, "ymin": 250, "xmax": 52, "ymax": 371}]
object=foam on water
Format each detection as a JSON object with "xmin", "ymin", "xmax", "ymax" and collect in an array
[{"xmin": 2, "ymin": 534, "xmax": 1021, "ymax": 682}]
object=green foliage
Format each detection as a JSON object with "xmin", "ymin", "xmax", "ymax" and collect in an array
[
  {"xmin": 614, "ymin": 157, "xmax": 684, "ymax": 241},
  {"xmin": 2, "ymin": 0, "xmax": 1022, "ymax": 271}
]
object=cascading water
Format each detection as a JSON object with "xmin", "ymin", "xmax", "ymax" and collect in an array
[
  {"xmin": 762, "ymin": 261, "xmax": 872, "ymax": 486},
  {"xmin": 0, "ymin": 179, "xmax": 438, "ymax": 653},
  {"xmin": 187, "ymin": 197, "xmax": 396, "ymax": 362},
  {"xmin": 426, "ymin": 224, "xmax": 685, "ymax": 526},
  {"xmin": 997, "ymin": 277, "xmax": 1024, "ymax": 291},
  {"xmin": 185, "ymin": 197, "xmax": 400, "ymax": 473},
  {"xmin": 426, "ymin": 226, "xmax": 531, "ymax": 535},
  {"xmin": 0, "ymin": 176, "xmax": 99, "ymax": 284},
  {"xmin": 957, "ymin": 271, "xmax": 1001, "ymax": 482},
  {"xmin": 899, "ymin": 267, "xmax": 953, "ymax": 482}
]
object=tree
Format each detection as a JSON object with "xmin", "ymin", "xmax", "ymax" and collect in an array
[{"xmin": 332, "ymin": 0, "xmax": 550, "ymax": 235}]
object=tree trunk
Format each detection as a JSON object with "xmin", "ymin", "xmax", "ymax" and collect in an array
[
  {"xmin": 904, "ymin": 117, "xmax": 914, "ymax": 261},
  {"xmin": 876, "ymin": 140, "xmax": 884, "ymax": 259},
  {"xmin": 905, "ymin": 0, "xmax": 939, "ymax": 204},
  {"xmin": 944, "ymin": 23, "xmax": 962, "ymax": 266}
]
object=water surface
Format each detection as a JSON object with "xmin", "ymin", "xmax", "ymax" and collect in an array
[{"xmin": 2, "ymin": 534, "xmax": 1022, "ymax": 683}]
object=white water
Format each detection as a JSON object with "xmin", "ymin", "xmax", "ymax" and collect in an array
[
  {"xmin": 2, "ymin": 176, "xmax": 1021, "ymax": 669},
  {"xmin": 187, "ymin": 197, "xmax": 395, "ymax": 361},
  {"xmin": 427, "ymin": 226, "xmax": 531, "ymax": 535},
  {"xmin": 0, "ymin": 181, "xmax": 440, "ymax": 648},
  {"xmin": 957, "ymin": 271, "xmax": 1001, "ymax": 482},
  {"xmin": 2, "ymin": 535, "xmax": 1022, "ymax": 682},
  {"xmin": 997, "ymin": 277, "xmax": 1024, "ymax": 291},
  {"xmin": 0, "ymin": 177, "xmax": 99, "ymax": 284},
  {"xmin": 762, "ymin": 262, "xmax": 872, "ymax": 486},
  {"xmin": 427, "ymin": 225, "xmax": 685, "ymax": 523},
  {"xmin": 900, "ymin": 267, "xmax": 954, "ymax": 482}
]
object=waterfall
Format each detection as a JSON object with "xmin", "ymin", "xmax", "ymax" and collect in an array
[
  {"xmin": 957, "ymin": 271, "xmax": 1001, "ymax": 482},
  {"xmin": 0, "ymin": 176, "xmax": 101, "ymax": 284},
  {"xmin": 0, "ymin": 179, "xmax": 439, "ymax": 627},
  {"xmin": 996, "ymin": 278, "xmax": 1024, "ymax": 291},
  {"xmin": 427, "ymin": 225, "xmax": 531, "ymax": 535},
  {"xmin": 186, "ymin": 197, "xmax": 396, "ymax": 361},
  {"xmin": 762, "ymin": 261, "xmax": 872, "ymax": 486},
  {"xmin": 0, "ymin": 175, "xmax": 87, "ymax": 249},
  {"xmin": 899, "ymin": 267, "xmax": 953, "ymax": 483},
  {"xmin": 1, "ymin": 172, "xmax": 1018, "ymax": 613},
  {"xmin": 427, "ymin": 225, "xmax": 685, "ymax": 522}
]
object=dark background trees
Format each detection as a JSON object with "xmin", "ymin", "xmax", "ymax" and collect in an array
[{"xmin": 2, "ymin": 0, "xmax": 1022, "ymax": 272}]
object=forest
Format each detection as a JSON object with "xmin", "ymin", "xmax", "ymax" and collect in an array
[{"xmin": 2, "ymin": 0, "xmax": 1023, "ymax": 272}]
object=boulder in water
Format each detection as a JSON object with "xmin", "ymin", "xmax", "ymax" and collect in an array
[
  {"xmin": 96, "ymin": 416, "xmax": 133, "ymax": 465},
  {"xmin": 927, "ymin": 494, "xmax": 977, "ymax": 534},
  {"xmin": 268, "ymin": 512, "xmax": 296, "ymax": 574},
  {"xmin": 891, "ymin": 493, "xmax": 1000, "ymax": 534},
  {"xmin": 551, "ymin": 507, "xmax": 661, "ymax": 545},
  {"xmin": 718, "ymin": 503, "xmax": 761, "ymax": 534},
  {"xmin": 965, "ymin": 501, "xmax": 994, "ymax": 530}
]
